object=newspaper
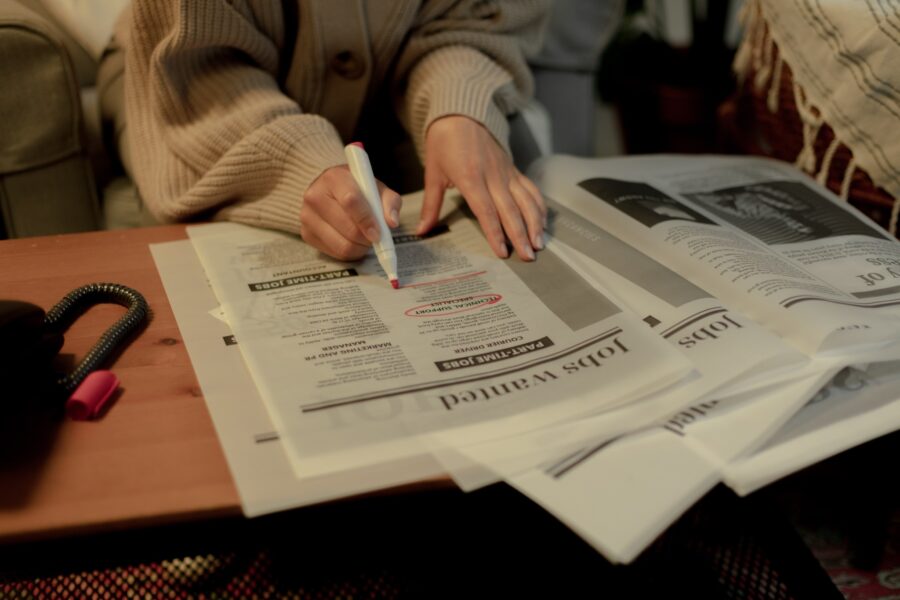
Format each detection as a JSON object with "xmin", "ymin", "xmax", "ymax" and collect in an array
[
  {"xmin": 530, "ymin": 155, "xmax": 900, "ymax": 359},
  {"xmin": 509, "ymin": 366, "xmax": 836, "ymax": 564},
  {"xmin": 154, "ymin": 153, "xmax": 900, "ymax": 557},
  {"xmin": 422, "ymin": 198, "xmax": 812, "ymax": 490},
  {"xmin": 505, "ymin": 154, "xmax": 900, "ymax": 563},
  {"xmin": 187, "ymin": 200, "xmax": 690, "ymax": 479},
  {"xmin": 724, "ymin": 361, "xmax": 900, "ymax": 495},
  {"xmin": 150, "ymin": 240, "xmax": 446, "ymax": 516}
]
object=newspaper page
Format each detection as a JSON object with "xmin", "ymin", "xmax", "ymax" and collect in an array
[
  {"xmin": 509, "ymin": 366, "xmax": 836, "ymax": 564},
  {"xmin": 546, "ymin": 198, "xmax": 811, "ymax": 397},
  {"xmin": 150, "ymin": 240, "xmax": 446, "ymax": 517},
  {"xmin": 421, "ymin": 198, "xmax": 812, "ymax": 489},
  {"xmin": 724, "ymin": 361, "xmax": 900, "ymax": 495},
  {"xmin": 530, "ymin": 155, "xmax": 900, "ymax": 358},
  {"xmin": 187, "ymin": 203, "xmax": 690, "ymax": 479}
]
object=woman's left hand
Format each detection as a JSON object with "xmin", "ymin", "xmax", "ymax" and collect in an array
[{"xmin": 419, "ymin": 115, "xmax": 546, "ymax": 261}]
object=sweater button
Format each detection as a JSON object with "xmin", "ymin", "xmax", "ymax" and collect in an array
[{"xmin": 331, "ymin": 50, "xmax": 366, "ymax": 79}]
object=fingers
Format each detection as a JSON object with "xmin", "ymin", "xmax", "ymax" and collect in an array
[
  {"xmin": 517, "ymin": 173, "xmax": 547, "ymax": 228},
  {"xmin": 510, "ymin": 174, "xmax": 546, "ymax": 250},
  {"xmin": 423, "ymin": 115, "xmax": 546, "ymax": 261},
  {"xmin": 300, "ymin": 166, "xmax": 400, "ymax": 261},
  {"xmin": 454, "ymin": 174, "xmax": 508, "ymax": 258},
  {"xmin": 377, "ymin": 181, "xmax": 402, "ymax": 228},
  {"xmin": 419, "ymin": 170, "xmax": 447, "ymax": 236},
  {"xmin": 453, "ymin": 162, "xmax": 543, "ymax": 260},
  {"xmin": 324, "ymin": 167, "xmax": 381, "ymax": 243},
  {"xmin": 479, "ymin": 168, "xmax": 547, "ymax": 260},
  {"xmin": 331, "ymin": 177, "xmax": 381, "ymax": 244},
  {"xmin": 299, "ymin": 205, "xmax": 370, "ymax": 261}
]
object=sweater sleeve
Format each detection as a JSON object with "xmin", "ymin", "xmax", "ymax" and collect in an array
[
  {"xmin": 393, "ymin": 0, "xmax": 548, "ymax": 158},
  {"xmin": 123, "ymin": 0, "xmax": 346, "ymax": 233}
]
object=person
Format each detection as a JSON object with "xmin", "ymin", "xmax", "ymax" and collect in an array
[{"xmin": 115, "ymin": 1, "xmax": 549, "ymax": 262}]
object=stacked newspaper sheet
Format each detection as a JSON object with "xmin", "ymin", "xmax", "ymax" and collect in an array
[{"xmin": 151, "ymin": 154, "xmax": 900, "ymax": 564}]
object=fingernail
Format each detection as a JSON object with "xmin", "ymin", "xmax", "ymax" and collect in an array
[
  {"xmin": 366, "ymin": 227, "xmax": 379, "ymax": 242},
  {"xmin": 390, "ymin": 209, "xmax": 399, "ymax": 226},
  {"xmin": 522, "ymin": 245, "xmax": 535, "ymax": 261},
  {"xmin": 533, "ymin": 233, "xmax": 544, "ymax": 250},
  {"xmin": 497, "ymin": 242, "xmax": 508, "ymax": 258}
]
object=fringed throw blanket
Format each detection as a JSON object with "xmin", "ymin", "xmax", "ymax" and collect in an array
[{"xmin": 729, "ymin": 0, "xmax": 900, "ymax": 235}]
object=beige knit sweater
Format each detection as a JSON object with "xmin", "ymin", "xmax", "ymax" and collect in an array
[{"xmin": 120, "ymin": 0, "xmax": 547, "ymax": 233}]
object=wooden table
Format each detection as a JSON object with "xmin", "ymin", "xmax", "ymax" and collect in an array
[
  {"xmin": 0, "ymin": 228, "xmax": 849, "ymax": 599},
  {"xmin": 0, "ymin": 226, "xmax": 241, "ymax": 542}
]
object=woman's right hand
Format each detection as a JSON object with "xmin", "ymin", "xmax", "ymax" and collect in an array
[{"xmin": 300, "ymin": 165, "xmax": 402, "ymax": 260}]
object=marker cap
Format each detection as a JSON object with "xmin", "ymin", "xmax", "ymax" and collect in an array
[{"xmin": 66, "ymin": 370, "xmax": 119, "ymax": 420}]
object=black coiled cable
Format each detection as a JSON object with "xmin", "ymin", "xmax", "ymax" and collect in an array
[{"xmin": 43, "ymin": 283, "xmax": 149, "ymax": 394}]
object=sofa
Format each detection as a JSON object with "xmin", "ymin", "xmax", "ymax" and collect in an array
[{"xmin": 0, "ymin": 0, "xmax": 146, "ymax": 238}]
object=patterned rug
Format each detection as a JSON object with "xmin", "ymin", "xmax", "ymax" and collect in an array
[
  {"xmin": 776, "ymin": 432, "xmax": 900, "ymax": 600},
  {"xmin": 797, "ymin": 510, "xmax": 900, "ymax": 600}
]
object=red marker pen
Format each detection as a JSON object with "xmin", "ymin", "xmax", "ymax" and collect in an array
[{"xmin": 345, "ymin": 142, "xmax": 400, "ymax": 289}]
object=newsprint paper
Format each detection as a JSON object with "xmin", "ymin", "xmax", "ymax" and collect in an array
[
  {"xmin": 187, "ymin": 203, "xmax": 689, "ymax": 480},
  {"xmin": 159, "ymin": 155, "xmax": 900, "ymax": 564}
]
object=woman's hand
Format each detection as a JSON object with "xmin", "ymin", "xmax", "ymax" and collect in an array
[
  {"xmin": 420, "ymin": 115, "xmax": 546, "ymax": 260},
  {"xmin": 300, "ymin": 165, "xmax": 401, "ymax": 260}
]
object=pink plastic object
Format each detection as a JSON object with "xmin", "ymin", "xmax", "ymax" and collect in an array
[{"xmin": 66, "ymin": 370, "xmax": 119, "ymax": 420}]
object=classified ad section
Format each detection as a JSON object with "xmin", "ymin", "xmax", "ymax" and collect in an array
[{"xmin": 188, "ymin": 215, "xmax": 688, "ymax": 478}]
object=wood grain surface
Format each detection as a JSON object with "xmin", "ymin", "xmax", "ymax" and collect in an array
[{"xmin": 0, "ymin": 226, "xmax": 240, "ymax": 541}]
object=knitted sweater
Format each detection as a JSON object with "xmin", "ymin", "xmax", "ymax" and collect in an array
[{"xmin": 120, "ymin": 0, "xmax": 547, "ymax": 233}]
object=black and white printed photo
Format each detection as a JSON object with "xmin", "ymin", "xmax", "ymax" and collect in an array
[
  {"xmin": 578, "ymin": 178, "xmax": 716, "ymax": 228},
  {"xmin": 683, "ymin": 181, "xmax": 889, "ymax": 244}
]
